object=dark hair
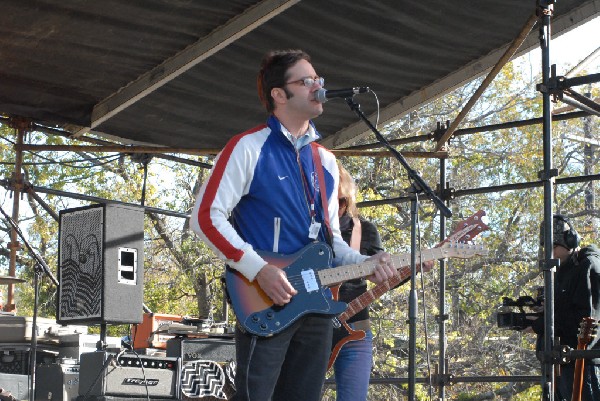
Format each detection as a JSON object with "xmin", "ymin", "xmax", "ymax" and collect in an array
[
  {"xmin": 553, "ymin": 214, "xmax": 581, "ymax": 250},
  {"xmin": 257, "ymin": 49, "xmax": 311, "ymax": 113},
  {"xmin": 539, "ymin": 214, "xmax": 582, "ymax": 250}
]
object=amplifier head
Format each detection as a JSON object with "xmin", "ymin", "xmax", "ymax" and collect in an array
[
  {"xmin": 166, "ymin": 337, "xmax": 236, "ymax": 363},
  {"xmin": 78, "ymin": 351, "xmax": 180, "ymax": 399}
]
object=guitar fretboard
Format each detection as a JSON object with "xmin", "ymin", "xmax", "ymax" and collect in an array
[
  {"xmin": 338, "ymin": 264, "xmax": 412, "ymax": 321},
  {"xmin": 318, "ymin": 248, "xmax": 448, "ymax": 286},
  {"xmin": 335, "ymin": 219, "xmax": 489, "ymax": 323}
]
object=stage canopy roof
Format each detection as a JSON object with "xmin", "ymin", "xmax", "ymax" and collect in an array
[{"xmin": 1, "ymin": 0, "xmax": 598, "ymax": 152}]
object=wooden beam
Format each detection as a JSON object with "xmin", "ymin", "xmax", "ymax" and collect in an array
[
  {"xmin": 433, "ymin": 12, "xmax": 538, "ymax": 151},
  {"xmin": 322, "ymin": 0, "xmax": 600, "ymax": 151},
  {"xmin": 78, "ymin": 0, "xmax": 300, "ymax": 135},
  {"xmin": 16, "ymin": 144, "xmax": 448, "ymax": 159},
  {"xmin": 15, "ymin": 144, "xmax": 221, "ymax": 156}
]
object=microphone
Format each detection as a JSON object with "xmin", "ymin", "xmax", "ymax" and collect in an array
[{"xmin": 314, "ymin": 87, "xmax": 370, "ymax": 103}]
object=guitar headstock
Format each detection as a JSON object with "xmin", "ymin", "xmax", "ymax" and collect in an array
[
  {"xmin": 578, "ymin": 317, "xmax": 598, "ymax": 347},
  {"xmin": 444, "ymin": 210, "xmax": 489, "ymax": 244},
  {"xmin": 439, "ymin": 241, "xmax": 489, "ymax": 259}
]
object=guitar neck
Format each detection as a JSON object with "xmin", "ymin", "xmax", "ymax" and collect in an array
[
  {"xmin": 318, "ymin": 248, "xmax": 445, "ymax": 287},
  {"xmin": 329, "ymin": 213, "xmax": 489, "ymax": 327},
  {"xmin": 328, "ymin": 241, "xmax": 487, "ymax": 322},
  {"xmin": 338, "ymin": 264, "xmax": 412, "ymax": 322}
]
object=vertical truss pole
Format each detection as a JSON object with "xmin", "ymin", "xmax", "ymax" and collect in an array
[
  {"xmin": 538, "ymin": 2, "xmax": 556, "ymax": 401},
  {"xmin": 408, "ymin": 197, "xmax": 418, "ymax": 401},
  {"xmin": 6, "ymin": 118, "xmax": 28, "ymax": 312},
  {"xmin": 437, "ymin": 157, "xmax": 449, "ymax": 400},
  {"xmin": 583, "ymin": 93, "xmax": 594, "ymax": 210}
]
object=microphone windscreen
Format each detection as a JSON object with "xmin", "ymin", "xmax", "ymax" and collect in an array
[{"xmin": 314, "ymin": 88, "xmax": 328, "ymax": 103}]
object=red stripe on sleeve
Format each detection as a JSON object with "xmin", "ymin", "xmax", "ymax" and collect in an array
[{"xmin": 197, "ymin": 124, "xmax": 266, "ymax": 262}]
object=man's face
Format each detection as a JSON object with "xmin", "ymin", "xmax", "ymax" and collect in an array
[
  {"xmin": 553, "ymin": 243, "xmax": 573, "ymax": 263},
  {"xmin": 279, "ymin": 59, "xmax": 324, "ymax": 120}
]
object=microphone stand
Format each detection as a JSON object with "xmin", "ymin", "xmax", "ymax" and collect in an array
[
  {"xmin": 0, "ymin": 205, "xmax": 58, "ymax": 401},
  {"xmin": 343, "ymin": 97, "xmax": 452, "ymax": 401}
]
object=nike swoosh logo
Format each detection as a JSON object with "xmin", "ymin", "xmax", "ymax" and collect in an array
[{"xmin": 278, "ymin": 176, "xmax": 288, "ymax": 180}]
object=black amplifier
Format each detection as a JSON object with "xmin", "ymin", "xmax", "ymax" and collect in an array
[
  {"xmin": 78, "ymin": 351, "xmax": 180, "ymax": 399},
  {"xmin": 35, "ymin": 362, "xmax": 80, "ymax": 401},
  {"xmin": 166, "ymin": 337, "xmax": 235, "ymax": 362}
]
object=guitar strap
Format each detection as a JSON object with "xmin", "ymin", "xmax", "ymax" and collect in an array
[
  {"xmin": 311, "ymin": 143, "xmax": 334, "ymax": 249},
  {"xmin": 350, "ymin": 217, "xmax": 362, "ymax": 251}
]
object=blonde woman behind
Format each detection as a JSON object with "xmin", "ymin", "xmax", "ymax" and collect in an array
[{"xmin": 332, "ymin": 163, "xmax": 384, "ymax": 401}]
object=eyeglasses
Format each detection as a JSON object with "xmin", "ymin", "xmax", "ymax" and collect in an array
[
  {"xmin": 286, "ymin": 76, "xmax": 324, "ymax": 88},
  {"xmin": 338, "ymin": 197, "xmax": 347, "ymax": 207}
]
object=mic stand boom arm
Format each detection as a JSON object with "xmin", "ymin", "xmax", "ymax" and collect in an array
[
  {"xmin": 0, "ymin": 205, "xmax": 58, "ymax": 287},
  {"xmin": 0, "ymin": 204, "xmax": 58, "ymax": 401},
  {"xmin": 344, "ymin": 97, "xmax": 452, "ymax": 401},
  {"xmin": 344, "ymin": 97, "xmax": 451, "ymax": 218}
]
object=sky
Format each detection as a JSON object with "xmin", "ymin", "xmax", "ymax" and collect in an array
[{"xmin": 529, "ymin": 15, "xmax": 600, "ymax": 73}]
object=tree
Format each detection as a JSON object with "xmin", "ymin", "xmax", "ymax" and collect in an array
[{"xmin": 323, "ymin": 57, "xmax": 599, "ymax": 399}]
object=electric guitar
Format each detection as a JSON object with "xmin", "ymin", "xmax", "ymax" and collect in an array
[
  {"xmin": 328, "ymin": 210, "xmax": 489, "ymax": 369},
  {"xmin": 226, "ymin": 229, "xmax": 488, "ymax": 337},
  {"xmin": 571, "ymin": 317, "xmax": 597, "ymax": 401}
]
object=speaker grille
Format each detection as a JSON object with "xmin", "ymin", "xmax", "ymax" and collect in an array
[
  {"xmin": 58, "ymin": 207, "xmax": 104, "ymax": 321},
  {"xmin": 181, "ymin": 360, "xmax": 230, "ymax": 398}
]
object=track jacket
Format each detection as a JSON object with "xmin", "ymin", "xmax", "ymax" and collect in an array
[{"xmin": 191, "ymin": 115, "xmax": 368, "ymax": 282}]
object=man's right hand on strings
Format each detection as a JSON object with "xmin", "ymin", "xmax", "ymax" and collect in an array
[{"xmin": 256, "ymin": 263, "xmax": 298, "ymax": 306}]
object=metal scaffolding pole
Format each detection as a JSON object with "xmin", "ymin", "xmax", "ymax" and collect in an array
[
  {"xmin": 538, "ymin": 2, "xmax": 557, "ymax": 401},
  {"xmin": 5, "ymin": 118, "xmax": 28, "ymax": 312},
  {"xmin": 437, "ymin": 157, "xmax": 449, "ymax": 400}
]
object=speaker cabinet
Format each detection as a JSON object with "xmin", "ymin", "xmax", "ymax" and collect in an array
[
  {"xmin": 166, "ymin": 338, "xmax": 236, "ymax": 400},
  {"xmin": 58, "ymin": 203, "xmax": 144, "ymax": 324}
]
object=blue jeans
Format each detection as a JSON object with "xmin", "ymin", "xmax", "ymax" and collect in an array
[
  {"xmin": 557, "ymin": 362, "xmax": 600, "ymax": 401},
  {"xmin": 333, "ymin": 329, "xmax": 373, "ymax": 401}
]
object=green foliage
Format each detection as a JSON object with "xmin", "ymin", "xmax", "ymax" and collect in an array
[{"xmin": 335, "ymin": 59, "xmax": 599, "ymax": 399}]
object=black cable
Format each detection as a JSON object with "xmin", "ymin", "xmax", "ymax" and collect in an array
[
  {"xmin": 128, "ymin": 350, "xmax": 151, "ymax": 401},
  {"xmin": 0, "ymin": 153, "xmax": 121, "ymax": 169},
  {"xmin": 415, "ymin": 199, "xmax": 435, "ymax": 401},
  {"xmin": 246, "ymin": 335, "xmax": 257, "ymax": 401}
]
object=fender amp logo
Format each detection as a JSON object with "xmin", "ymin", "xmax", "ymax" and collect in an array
[{"xmin": 122, "ymin": 378, "xmax": 159, "ymax": 386}]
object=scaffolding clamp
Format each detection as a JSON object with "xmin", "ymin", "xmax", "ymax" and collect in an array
[
  {"xmin": 537, "ymin": 343, "xmax": 567, "ymax": 365},
  {"xmin": 436, "ymin": 184, "xmax": 455, "ymax": 201},
  {"xmin": 539, "ymin": 258, "xmax": 559, "ymax": 271},
  {"xmin": 537, "ymin": 168, "xmax": 558, "ymax": 181},
  {"xmin": 431, "ymin": 371, "xmax": 454, "ymax": 387},
  {"xmin": 431, "ymin": 120, "xmax": 451, "ymax": 143},
  {"xmin": 435, "ymin": 313, "xmax": 450, "ymax": 324}
]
